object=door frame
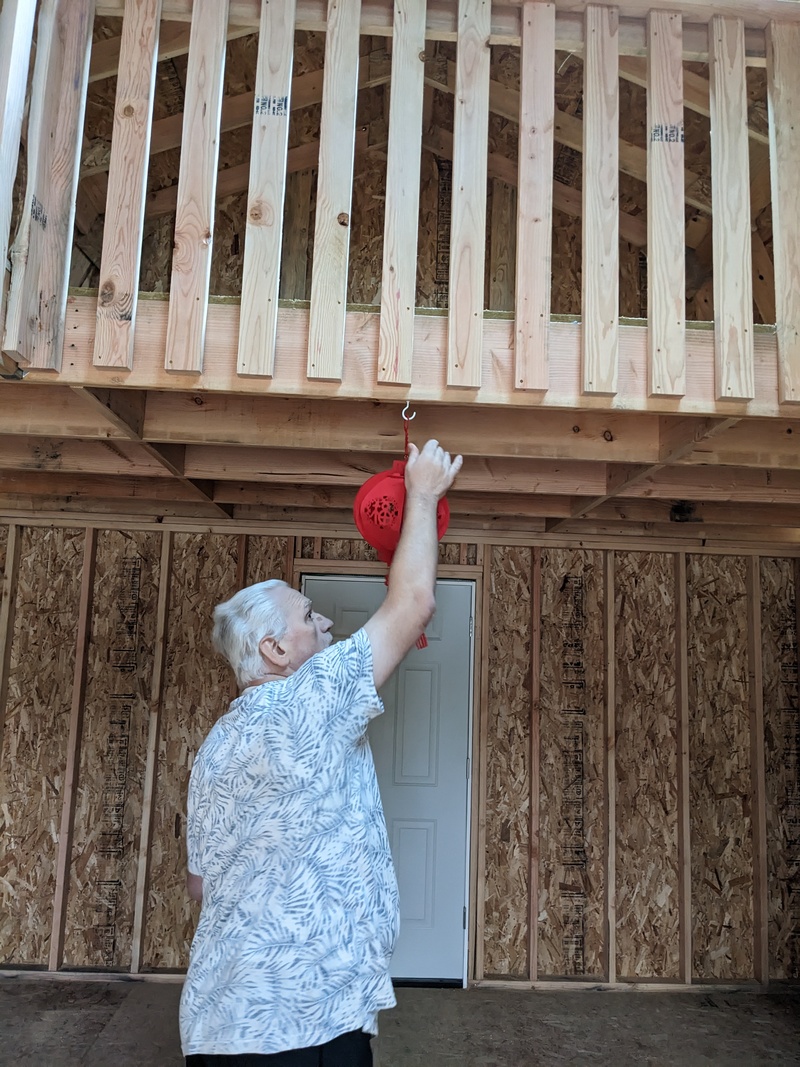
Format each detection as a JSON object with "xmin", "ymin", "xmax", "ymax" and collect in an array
[{"xmin": 299, "ymin": 569, "xmax": 477, "ymax": 987}]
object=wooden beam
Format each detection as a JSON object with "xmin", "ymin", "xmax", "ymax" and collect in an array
[
  {"xmin": 69, "ymin": 386, "xmax": 233, "ymax": 517},
  {"xmin": 2, "ymin": 0, "xmax": 94, "ymax": 369},
  {"xmin": 582, "ymin": 4, "xmax": 619, "ymax": 396},
  {"xmin": 528, "ymin": 545, "xmax": 542, "ymax": 980},
  {"xmin": 93, "ymin": 0, "xmax": 798, "ymax": 42},
  {"xmin": 0, "ymin": 0, "xmax": 36, "ymax": 336},
  {"xmin": 48, "ymin": 527, "xmax": 97, "ymax": 971},
  {"xmin": 30, "ymin": 296, "xmax": 791, "ymax": 416},
  {"xmin": 236, "ymin": 0, "xmax": 297, "ymax": 378},
  {"xmin": 646, "ymin": 10, "xmax": 686, "ymax": 397},
  {"xmin": 604, "ymin": 549, "xmax": 616, "ymax": 983},
  {"xmin": 377, "ymin": 0, "xmax": 426, "ymax": 385},
  {"xmin": 709, "ymin": 15, "xmax": 754, "ymax": 400},
  {"xmin": 306, "ymin": 0, "xmax": 361, "ymax": 381},
  {"xmin": 675, "ymin": 552, "xmax": 692, "ymax": 984},
  {"xmin": 164, "ymin": 0, "xmax": 229, "ymax": 374},
  {"xmin": 746, "ymin": 556, "xmax": 769, "ymax": 985},
  {"xmin": 766, "ymin": 21, "xmax": 800, "ymax": 403},
  {"xmin": 130, "ymin": 530, "xmax": 172, "ymax": 972},
  {"xmin": 514, "ymin": 1, "xmax": 555, "ymax": 392},
  {"xmin": 0, "ymin": 524, "xmax": 21, "ymax": 744},
  {"xmin": 93, "ymin": 0, "xmax": 162, "ymax": 370},
  {"xmin": 447, "ymin": 0, "xmax": 491, "ymax": 389},
  {"xmin": 140, "ymin": 392, "xmax": 665, "ymax": 458}
]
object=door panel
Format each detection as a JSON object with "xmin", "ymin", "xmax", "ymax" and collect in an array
[{"xmin": 302, "ymin": 575, "xmax": 473, "ymax": 982}]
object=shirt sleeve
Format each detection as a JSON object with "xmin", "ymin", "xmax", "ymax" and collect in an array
[{"xmin": 300, "ymin": 627, "xmax": 384, "ymax": 744}]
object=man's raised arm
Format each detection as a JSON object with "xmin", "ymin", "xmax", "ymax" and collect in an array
[{"xmin": 364, "ymin": 439, "xmax": 462, "ymax": 689}]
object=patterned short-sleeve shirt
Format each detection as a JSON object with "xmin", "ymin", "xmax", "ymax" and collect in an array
[{"xmin": 179, "ymin": 628, "xmax": 399, "ymax": 1057}]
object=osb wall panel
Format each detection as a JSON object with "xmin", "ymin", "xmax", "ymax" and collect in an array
[
  {"xmin": 687, "ymin": 554, "xmax": 753, "ymax": 979},
  {"xmin": 245, "ymin": 535, "xmax": 289, "ymax": 587},
  {"xmin": 760, "ymin": 558, "xmax": 800, "ymax": 980},
  {"xmin": 538, "ymin": 548, "xmax": 606, "ymax": 977},
  {"xmin": 0, "ymin": 527, "xmax": 85, "ymax": 965},
  {"xmin": 614, "ymin": 552, "xmax": 680, "ymax": 978},
  {"xmin": 142, "ymin": 534, "xmax": 241, "ymax": 970},
  {"xmin": 62, "ymin": 531, "xmax": 161, "ymax": 969},
  {"xmin": 483, "ymin": 547, "xmax": 531, "ymax": 978}
]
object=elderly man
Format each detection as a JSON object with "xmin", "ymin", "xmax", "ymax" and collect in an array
[{"xmin": 180, "ymin": 439, "xmax": 462, "ymax": 1067}]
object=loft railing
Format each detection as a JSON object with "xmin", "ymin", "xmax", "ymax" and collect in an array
[{"xmin": 1, "ymin": 0, "xmax": 799, "ymax": 415}]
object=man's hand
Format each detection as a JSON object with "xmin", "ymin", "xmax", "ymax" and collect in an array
[{"xmin": 405, "ymin": 439, "xmax": 463, "ymax": 500}]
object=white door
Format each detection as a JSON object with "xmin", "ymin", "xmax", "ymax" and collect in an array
[{"xmin": 301, "ymin": 575, "xmax": 474, "ymax": 984}]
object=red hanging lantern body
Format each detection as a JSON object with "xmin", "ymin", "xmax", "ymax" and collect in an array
[{"xmin": 353, "ymin": 459, "xmax": 450, "ymax": 648}]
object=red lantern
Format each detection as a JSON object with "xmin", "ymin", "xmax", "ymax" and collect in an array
[{"xmin": 353, "ymin": 455, "xmax": 450, "ymax": 648}]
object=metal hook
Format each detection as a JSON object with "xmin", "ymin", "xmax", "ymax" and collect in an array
[{"xmin": 401, "ymin": 401, "xmax": 416, "ymax": 422}]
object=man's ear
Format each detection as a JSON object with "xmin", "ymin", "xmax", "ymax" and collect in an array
[{"xmin": 259, "ymin": 633, "xmax": 289, "ymax": 672}]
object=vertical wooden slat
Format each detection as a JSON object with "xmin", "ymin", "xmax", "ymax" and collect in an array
[
  {"xmin": 647, "ymin": 9, "xmax": 686, "ymax": 398},
  {"xmin": 473, "ymin": 546, "xmax": 492, "ymax": 980},
  {"xmin": 528, "ymin": 547, "xmax": 542, "ymax": 980},
  {"xmin": 377, "ymin": 0, "xmax": 426, "ymax": 385},
  {"xmin": 747, "ymin": 556, "xmax": 769, "ymax": 984},
  {"xmin": 447, "ymin": 0, "xmax": 490, "ymax": 390},
  {"xmin": 582, "ymin": 4, "xmax": 619, "ymax": 397},
  {"xmin": 604, "ymin": 549, "xmax": 616, "ymax": 982},
  {"xmin": 164, "ymin": 0, "xmax": 229, "ymax": 374},
  {"xmin": 306, "ymin": 0, "xmax": 362, "ymax": 381},
  {"xmin": 514, "ymin": 0, "xmax": 555, "ymax": 392},
  {"xmin": 675, "ymin": 552, "xmax": 692, "ymax": 983},
  {"xmin": 48, "ymin": 528, "xmax": 97, "ymax": 971},
  {"xmin": 0, "ymin": 525, "xmax": 21, "ymax": 745},
  {"xmin": 766, "ymin": 21, "xmax": 800, "ymax": 404},
  {"xmin": 709, "ymin": 15, "xmax": 754, "ymax": 401},
  {"xmin": 236, "ymin": 0, "xmax": 297, "ymax": 378},
  {"xmin": 2, "ymin": 0, "xmax": 94, "ymax": 370},
  {"xmin": 93, "ymin": 0, "xmax": 162, "ymax": 370},
  {"xmin": 130, "ymin": 531, "xmax": 172, "ymax": 974},
  {"xmin": 0, "ymin": 0, "xmax": 36, "ymax": 337},
  {"xmin": 284, "ymin": 534, "xmax": 297, "ymax": 588}
]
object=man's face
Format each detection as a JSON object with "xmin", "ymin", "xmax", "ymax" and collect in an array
[{"xmin": 275, "ymin": 587, "xmax": 333, "ymax": 672}]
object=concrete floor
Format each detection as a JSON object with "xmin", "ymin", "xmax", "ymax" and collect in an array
[{"xmin": 0, "ymin": 977, "xmax": 798, "ymax": 1066}]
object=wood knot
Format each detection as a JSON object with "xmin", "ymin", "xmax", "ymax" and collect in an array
[
  {"xmin": 99, "ymin": 282, "xmax": 115, "ymax": 306},
  {"xmin": 122, "ymin": 104, "xmax": 134, "ymax": 118},
  {"xmin": 337, "ymin": 212, "xmax": 349, "ymax": 226}
]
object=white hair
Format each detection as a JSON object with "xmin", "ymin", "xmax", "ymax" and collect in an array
[{"xmin": 212, "ymin": 579, "xmax": 289, "ymax": 687}]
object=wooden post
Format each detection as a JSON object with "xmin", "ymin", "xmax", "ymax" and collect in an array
[
  {"xmin": 747, "ymin": 556, "xmax": 769, "ymax": 985},
  {"xmin": 473, "ymin": 545, "xmax": 492, "ymax": 980},
  {"xmin": 236, "ymin": 0, "xmax": 297, "ymax": 378},
  {"xmin": 0, "ymin": 0, "xmax": 36, "ymax": 341},
  {"xmin": 0, "ymin": 524, "xmax": 21, "ymax": 745},
  {"xmin": 489, "ymin": 180, "xmax": 516, "ymax": 312},
  {"xmin": 48, "ymin": 527, "xmax": 97, "ymax": 971},
  {"xmin": 528, "ymin": 547, "xmax": 542, "ymax": 980},
  {"xmin": 515, "ymin": 0, "xmax": 555, "ymax": 392},
  {"xmin": 377, "ymin": 0, "xmax": 426, "ymax": 386},
  {"xmin": 93, "ymin": 0, "xmax": 163, "ymax": 370},
  {"xmin": 164, "ymin": 0, "xmax": 229, "ymax": 374},
  {"xmin": 674, "ymin": 552, "xmax": 693, "ymax": 983},
  {"xmin": 447, "ymin": 0, "xmax": 490, "ymax": 390},
  {"xmin": 603, "ymin": 549, "xmax": 616, "ymax": 983},
  {"xmin": 306, "ymin": 0, "xmax": 362, "ymax": 381},
  {"xmin": 2, "ymin": 0, "xmax": 95, "ymax": 370},
  {"xmin": 766, "ymin": 21, "xmax": 800, "ymax": 404},
  {"xmin": 582, "ymin": 5, "xmax": 619, "ymax": 397},
  {"xmin": 709, "ymin": 15, "xmax": 754, "ymax": 400},
  {"xmin": 646, "ymin": 10, "xmax": 686, "ymax": 398},
  {"xmin": 130, "ymin": 531, "xmax": 173, "ymax": 973}
]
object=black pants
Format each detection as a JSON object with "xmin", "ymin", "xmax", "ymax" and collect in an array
[{"xmin": 186, "ymin": 1028, "xmax": 373, "ymax": 1067}]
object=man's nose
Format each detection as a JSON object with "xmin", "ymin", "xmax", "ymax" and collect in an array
[{"xmin": 320, "ymin": 614, "xmax": 333, "ymax": 631}]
